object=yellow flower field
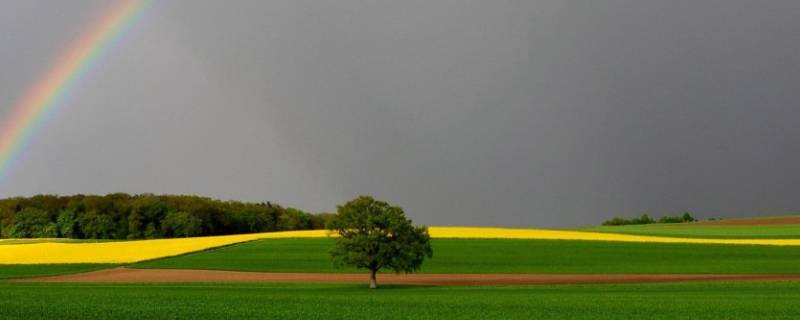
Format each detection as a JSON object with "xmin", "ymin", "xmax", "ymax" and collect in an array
[
  {"xmin": 2, "ymin": 227, "xmax": 800, "ymax": 264},
  {"xmin": 429, "ymin": 227, "xmax": 800, "ymax": 245},
  {"xmin": 0, "ymin": 230, "xmax": 328, "ymax": 264}
]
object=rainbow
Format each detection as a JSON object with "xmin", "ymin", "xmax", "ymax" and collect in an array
[{"xmin": 0, "ymin": 0, "xmax": 152, "ymax": 183}]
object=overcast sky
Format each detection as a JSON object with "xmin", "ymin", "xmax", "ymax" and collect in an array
[{"xmin": 1, "ymin": 0, "xmax": 798, "ymax": 227}]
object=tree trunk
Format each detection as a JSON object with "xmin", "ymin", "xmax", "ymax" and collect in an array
[{"xmin": 369, "ymin": 269, "xmax": 377, "ymax": 289}]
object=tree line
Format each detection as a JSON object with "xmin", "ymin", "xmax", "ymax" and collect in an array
[
  {"xmin": 0, "ymin": 194, "xmax": 334, "ymax": 239},
  {"xmin": 602, "ymin": 212, "xmax": 696, "ymax": 226}
]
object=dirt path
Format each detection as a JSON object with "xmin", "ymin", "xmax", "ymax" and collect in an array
[{"xmin": 15, "ymin": 268, "xmax": 800, "ymax": 286}]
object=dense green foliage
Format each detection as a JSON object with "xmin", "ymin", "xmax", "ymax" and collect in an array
[
  {"xmin": 602, "ymin": 214, "xmax": 656, "ymax": 226},
  {"xmin": 136, "ymin": 238, "xmax": 800, "ymax": 274},
  {"xmin": 1, "ymin": 282, "xmax": 800, "ymax": 319},
  {"xmin": 0, "ymin": 239, "xmax": 113, "ymax": 245},
  {"xmin": 602, "ymin": 212, "xmax": 695, "ymax": 226},
  {"xmin": 328, "ymin": 196, "xmax": 432, "ymax": 287},
  {"xmin": 658, "ymin": 212, "xmax": 696, "ymax": 223},
  {"xmin": 0, "ymin": 264, "xmax": 114, "ymax": 280},
  {"xmin": 0, "ymin": 194, "xmax": 333, "ymax": 240},
  {"xmin": 586, "ymin": 223, "xmax": 800, "ymax": 239}
]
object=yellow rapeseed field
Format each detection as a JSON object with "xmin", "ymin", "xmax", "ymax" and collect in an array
[
  {"xmin": 0, "ymin": 230, "xmax": 328, "ymax": 264},
  {"xmin": 429, "ymin": 227, "xmax": 800, "ymax": 245},
  {"xmin": 2, "ymin": 227, "xmax": 800, "ymax": 264}
]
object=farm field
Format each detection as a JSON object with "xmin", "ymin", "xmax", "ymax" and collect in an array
[
  {"xmin": 1, "ymin": 282, "xmax": 799, "ymax": 320},
  {"xmin": 585, "ymin": 216, "xmax": 800, "ymax": 239},
  {"xmin": 585, "ymin": 223, "xmax": 800, "ymax": 239},
  {"xmin": 0, "ymin": 230, "xmax": 327, "ymax": 264},
  {"xmin": 135, "ymin": 238, "xmax": 800, "ymax": 274},
  {"xmin": 3, "ymin": 222, "xmax": 800, "ymax": 319},
  {"xmin": 6, "ymin": 226, "xmax": 800, "ymax": 265},
  {"xmin": 0, "ymin": 264, "xmax": 114, "ymax": 280}
]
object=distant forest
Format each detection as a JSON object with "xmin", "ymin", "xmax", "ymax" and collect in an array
[{"xmin": 0, "ymin": 194, "xmax": 334, "ymax": 239}]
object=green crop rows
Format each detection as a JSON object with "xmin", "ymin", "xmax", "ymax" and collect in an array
[
  {"xmin": 135, "ymin": 238, "xmax": 800, "ymax": 274},
  {"xmin": 1, "ymin": 282, "xmax": 799, "ymax": 320}
]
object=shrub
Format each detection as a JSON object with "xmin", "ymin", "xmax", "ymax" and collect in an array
[
  {"xmin": 633, "ymin": 214, "xmax": 655, "ymax": 224},
  {"xmin": 12, "ymin": 208, "xmax": 54, "ymax": 238},
  {"xmin": 278, "ymin": 208, "xmax": 312, "ymax": 230},
  {"xmin": 605, "ymin": 212, "xmax": 696, "ymax": 226},
  {"xmin": 602, "ymin": 214, "xmax": 655, "ymax": 226},
  {"xmin": 56, "ymin": 209, "xmax": 78, "ymax": 238},
  {"xmin": 602, "ymin": 217, "xmax": 631, "ymax": 226},
  {"xmin": 659, "ymin": 212, "xmax": 696, "ymax": 224},
  {"xmin": 161, "ymin": 211, "xmax": 203, "ymax": 237}
]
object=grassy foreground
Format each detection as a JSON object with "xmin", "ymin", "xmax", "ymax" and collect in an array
[
  {"xmin": 135, "ymin": 238, "xmax": 800, "ymax": 274},
  {"xmin": 586, "ymin": 224, "xmax": 800, "ymax": 239},
  {"xmin": 0, "ymin": 282, "xmax": 799, "ymax": 319}
]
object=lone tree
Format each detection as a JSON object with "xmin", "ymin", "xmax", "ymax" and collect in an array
[{"xmin": 328, "ymin": 196, "xmax": 432, "ymax": 289}]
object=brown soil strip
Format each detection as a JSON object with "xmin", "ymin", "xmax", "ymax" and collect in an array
[
  {"xmin": 693, "ymin": 217, "xmax": 800, "ymax": 226},
  {"xmin": 15, "ymin": 268, "xmax": 800, "ymax": 286}
]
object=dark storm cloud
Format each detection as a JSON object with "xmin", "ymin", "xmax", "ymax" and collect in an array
[{"xmin": 1, "ymin": 0, "xmax": 799, "ymax": 227}]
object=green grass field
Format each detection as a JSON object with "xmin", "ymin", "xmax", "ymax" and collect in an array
[
  {"xmin": 584, "ymin": 224, "xmax": 800, "ymax": 239},
  {"xmin": 134, "ymin": 238, "xmax": 800, "ymax": 274},
  {"xmin": 5, "ymin": 227, "xmax": 800, "ymax": 319},
  {"xmin": 0, "ymin": 282, "xmax": 798, "ymax": 319},
  {"xmin": 0, "ymin": 264, "xmax": 114, "ymax": 280}
]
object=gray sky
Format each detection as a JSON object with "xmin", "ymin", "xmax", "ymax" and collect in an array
[{"xmin": 1, "ymin": 0, "xmax": 799, "ymax": 227}]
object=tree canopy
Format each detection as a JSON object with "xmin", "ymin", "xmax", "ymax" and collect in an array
[
  {"xmin": 328, "ymin": 196, "xmax": 432, "ymax": 288},
  {"xmin": 0, "ymin": 194, "xmax": 333, "ymax": 239},
  {"xmin": 602, "ymin": 212, "xmax": 696, "ymax": 226}
]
